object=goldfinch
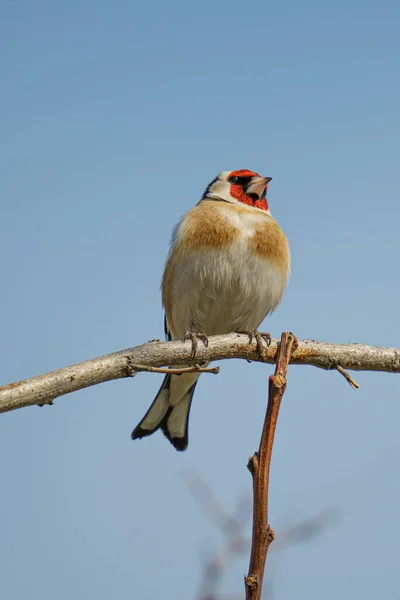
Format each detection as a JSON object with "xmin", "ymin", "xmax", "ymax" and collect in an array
[{"xmin": 131, "ymin": 169, "xmax": 290, "ymax": 451}]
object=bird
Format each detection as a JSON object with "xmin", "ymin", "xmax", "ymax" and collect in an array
[{"xmin": 131, "ymin": 169, "xmax": 290, "ymax": 451}]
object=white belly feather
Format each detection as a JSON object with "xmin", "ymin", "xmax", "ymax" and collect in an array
[{"xmin": 169, "ymin": 239, "xmax": 286, "ymax": 339}]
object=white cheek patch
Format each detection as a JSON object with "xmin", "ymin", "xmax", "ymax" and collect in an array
[{"xmin": 206, "ymin": 178, "xmax": 233, "ymax": 202}]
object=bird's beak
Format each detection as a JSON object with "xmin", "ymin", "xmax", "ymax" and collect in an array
[{"xmin": 246, "ymin": 176, "xmax": 272, "ymax": 197}]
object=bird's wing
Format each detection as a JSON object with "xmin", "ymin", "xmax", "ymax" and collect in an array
[{"xmin": 164, "ymin": 313, "xmax": 172, "ymax": 341}]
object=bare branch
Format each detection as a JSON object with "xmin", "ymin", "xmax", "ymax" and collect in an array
[
  {"xmin": 0, "ymin": 333, "xmax": 399, "ymax": 414},
  {"xmin": 245, "ymin": 332, "xmax": 297, "ymax": 600}
]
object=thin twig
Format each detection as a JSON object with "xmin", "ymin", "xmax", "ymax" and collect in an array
[
  {"xmin": 336, "ymin": 364, "xmax": 359, "ymax": 390},
  {"xmin": 245, "ymin": 331, "xmax": 298, "ymax": 600},
  {"xmin": 127, "ymin": 364, "xmax": 220, "ymax": 376}
]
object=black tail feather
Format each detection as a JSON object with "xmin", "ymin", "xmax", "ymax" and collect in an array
[
  {"xmin": 131, "ymin": 374, "xmax": 170, "ymax": 441},
  {"xmin": 160, "ymin": 381, "xmax": 198, "ymax": 451}
]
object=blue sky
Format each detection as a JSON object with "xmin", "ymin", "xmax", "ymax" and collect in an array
[{"xmin": 1, "ymin": 0, "xmax": 400, "ymax": 598}]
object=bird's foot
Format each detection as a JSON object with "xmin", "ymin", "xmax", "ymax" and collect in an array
[
  {"xmin": 237, "ymin": 330, "xmax": 271, "ymax": 359},
  {"xmin": 184, "ymin": 330, "xmax": 209, "ymax": 360}
]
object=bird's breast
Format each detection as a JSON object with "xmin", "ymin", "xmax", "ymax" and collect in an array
[
  {"xmin": 175, "ymin": 201, "xmax": 290, "ymax": 271},
  {"xmin": 162, "ymin": 201, "xmax": 290, "ymax": 338}
]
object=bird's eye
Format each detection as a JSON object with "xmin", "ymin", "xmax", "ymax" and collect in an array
[{"xmin": 229, "ymin": 175, "xmax": 251, "ymax": 186}]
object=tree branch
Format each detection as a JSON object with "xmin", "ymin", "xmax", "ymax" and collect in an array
[
  {"xmin": 245, "ymin": 332, "xmax": 297, "ymax": 600},
  {"xmin": 0, "ymin": 333, "xmax": 399, "ymax": 414}
]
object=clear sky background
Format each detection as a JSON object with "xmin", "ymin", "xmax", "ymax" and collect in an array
[{"xmin": 1, "ymin": 0, "xmax": 399, "ymax": 598}]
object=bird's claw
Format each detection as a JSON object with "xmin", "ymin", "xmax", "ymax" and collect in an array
[
  {"xmin": 184, "ymin": 331, "xmax": 209, "ymax": 360},
  {"xmin": 237, "ymin": 330, "xmax": 271, "ymax": 359}
]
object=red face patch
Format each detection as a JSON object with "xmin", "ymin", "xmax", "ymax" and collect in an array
[
  {"xmin": 229, "ymin": 169, "xmax": 259, "ymax": 179},
  {"xmin": 227, "ymin": 170, "xmax": 269, "ymax": 212}
]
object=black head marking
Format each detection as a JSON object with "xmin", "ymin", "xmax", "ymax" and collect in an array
[
  {"xmin": 229, "ymin": 175, "xmax": 252, "ymax": 186},
  {"xmin": 201, "ymin": 175, "xmax": 218, "ymax": 199}
]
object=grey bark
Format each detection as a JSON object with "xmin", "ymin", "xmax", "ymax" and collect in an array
[{"xmin": 1, "ymin": 333, "xmax": 399, "ymax": 414}]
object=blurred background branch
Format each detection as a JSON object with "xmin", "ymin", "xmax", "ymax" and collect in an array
[{"xmin": 185, "ymin": 470, "xmax": 340, "ymax": 600}]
